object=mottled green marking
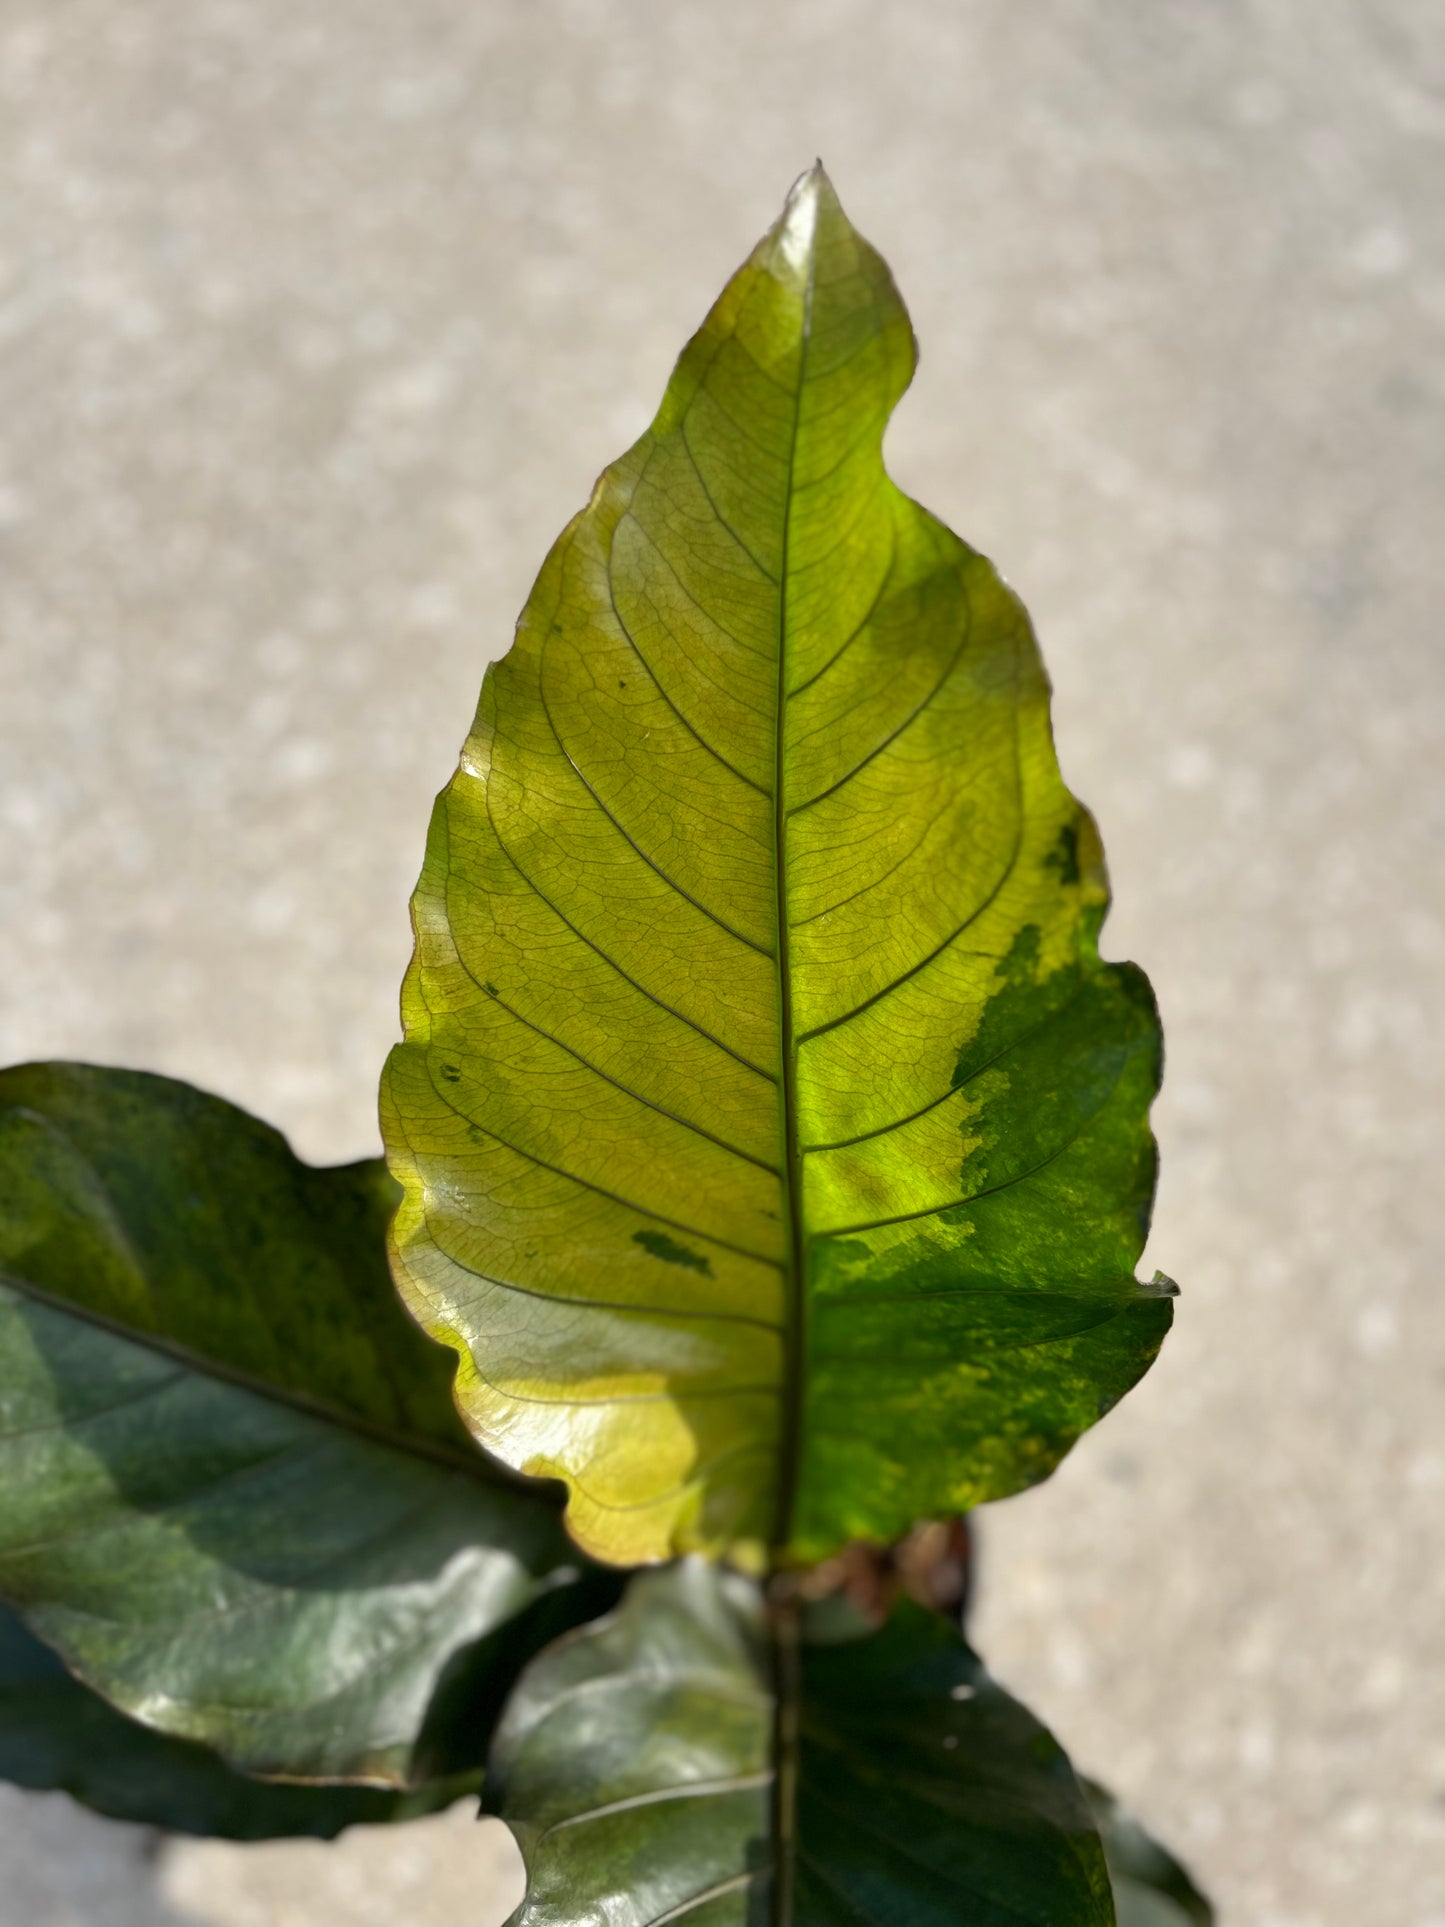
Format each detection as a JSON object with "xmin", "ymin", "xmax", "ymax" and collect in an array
[{"xmin": 633, "ymin": 1230, "xmax": 715, "ymax": 1276}]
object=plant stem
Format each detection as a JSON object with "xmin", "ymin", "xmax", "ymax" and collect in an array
[{"xmin": 767, "ymin": 1572, "xmax": 802, "ymax": 1925}]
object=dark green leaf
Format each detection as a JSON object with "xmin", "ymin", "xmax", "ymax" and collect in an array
[
  {"xmin": 383, "ymin": 164, "xmax": 1171, "ymax": 1567},
  {"xmin": 488, "ymin": 1559, "xmax": 1114, "ymax": 1925},
  {"xmin": 1084, "ymin": 1778, "xmax": 1214, "ymax": 1926},
  {"xmin": 0, "ymin": 1601, "xmax": 476, "ymax": 1839},
  {"xmin": 0, "ymin": 1062, "xmax": 615, "ymax": 1786}
]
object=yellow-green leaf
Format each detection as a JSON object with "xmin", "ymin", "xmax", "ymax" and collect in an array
[{"xmin": 384, "ymin": 166, "xmax": 1172, "ymax": 1567}]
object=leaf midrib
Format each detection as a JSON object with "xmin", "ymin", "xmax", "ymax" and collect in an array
[
  {"xmin": 768, "ymin": 188, "xmax": 819, "ymax": 1927},
  {"xmin": 0, "ymin": 1269, "xmax": 523, "ymax": 1493},
  {"xmin": 770, "ymin": 209, "xmax": 816, "ymax": 1564}
]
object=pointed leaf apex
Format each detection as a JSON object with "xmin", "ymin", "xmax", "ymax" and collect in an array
[
  {"xmin": 776, "ymin": 165, "xmax": 823, "ymax": 274},
  {"xmin": 773, "ymin": 163, "xmax": 848, "ymax": 286}
]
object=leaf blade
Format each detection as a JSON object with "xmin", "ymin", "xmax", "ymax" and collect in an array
[
  {"xmin": 385, "ymin": 167, "xmax": 1170, "ymax": 1565},
  {"xmin": 0, "ymin": 1062, "xmax": 612, "ymax": 1785},
  {"xmin": 0, "ymin": 1601, "xmax": 477, "ymax": 1839},
  {"xmin": 487, "ymin": 1561, "xmax": 1115, "ymax": 1926}
]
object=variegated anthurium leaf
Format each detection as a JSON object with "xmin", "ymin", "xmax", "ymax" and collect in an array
[
  {"xmin": 0, "ymin": 1602, "xmax": 479, "ymax": 1839},
  {"xmin": 0, "ymin": 1064, "xmax": 618, "ymax": 1785},
  {"xmin": 383, "ymin": 165, "xmax": 1173, "ymax": 1567},
  {"xmin": 487, "ymin": 1559, "xmax": 1116, "ymax": 1926}
]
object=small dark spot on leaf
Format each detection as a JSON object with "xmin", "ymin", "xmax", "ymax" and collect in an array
[
  {"xmin": 440, "ymin": 1064, "xmax": 461, "ymax": 1083},
  {"xmin": 632, "ymin": 1229, "xmax": 713, "ymax": 1276},
  {"xmin": 618, "ymin": 678, "xmax": 627, "ymax": 688},
  {"xmin": 1044, "ymin": 822, "xmax": 1080, "ymax": 887},
  {"xmin": 483, "ymin": 982, "xmax": 500, "ymax": 997}
]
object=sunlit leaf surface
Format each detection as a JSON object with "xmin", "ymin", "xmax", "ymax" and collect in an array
[
  {"xmin": 384, "ymin": 165, "xmax": 1172, "ymax": 1565},
  {"xmin": 489, "ymin": 1560, "xmax": 1114, "ymax": 1925},
  {"xmin": 0, "ymin": 1064, "xmax": 613, "ymax": 1784}
]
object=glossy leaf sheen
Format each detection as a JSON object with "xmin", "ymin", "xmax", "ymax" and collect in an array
[
  {"xmin": 0, "ymin": 1602, "xmax": 476, "ymax": 1840},
  {"xmin": 488, "ymin": 1560, "xmax": 1114, "ymax": 1925},
  {"xmin": 384, "ymin": 166, "xmax": 1171, "ymax": 1564},
  {"xmin": 0, "ymin": 1064, "xmax": 607, "ymax": 1784}
]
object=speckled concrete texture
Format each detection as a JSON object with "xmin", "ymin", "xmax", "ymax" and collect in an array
[{"xmin": 1, "ymin": 2, "xmax": 1441, "ymax": 1922}]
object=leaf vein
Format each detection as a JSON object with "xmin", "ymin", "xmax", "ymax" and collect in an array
[
  {"xmin": 795, "ymin": 629, "xmax": 1025, "ymax": 1044},
  {"xmin": 786, "ymin": 572, "xmax": 974, "ymax": 817},
  {"xmin": 538, "ymin": 1772, "xmax": 772, "ymax": 1842},
  {"xmin": 419, "ymin": 1064, "xmax": 784, "ymax": 1270},
  {"xmin": 477, "ymin": 781, "xmax": 777, "ymax": 1083},
  {"xmin": 432, "ymin": 956, "xmax": 779, "ymax": 1175},
  {"xmin": 537, "ymin": 633, "xmax": 776, "ymax": 959},
  {"xmin": 801, "ymin": 977, "xmax": 1091, "ymax": 1153},
  {"xmin": 604, "ymin": 537, "xmax": 772, "ymax": 794},
  {"xmin": 411, "ymin": 1220, "xmax": 783, "ymax": 1332},
  {"xmin": 815, "ymin": 1056, "xmax": 1129, "ymax": 1239},
  {"xmin": 676, "ymin": 420, "xmax": 780, "ymax": 584},
  {"xmin": 788, "ymin": 780, "xmax": 962, "ymax": 928},
  {"xmin": 786, "ymin": 522, "xmax": 897, "ymax": 697}
]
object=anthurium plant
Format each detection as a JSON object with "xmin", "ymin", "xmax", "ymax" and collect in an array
[{"xmin": 0, "ymin": 170, "xmax": 1210, "ymax": 1924}]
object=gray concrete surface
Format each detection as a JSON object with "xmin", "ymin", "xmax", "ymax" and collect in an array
[{"xmin": 1, "ymin": 1, "xmax": 1441, "ymax": 1921}]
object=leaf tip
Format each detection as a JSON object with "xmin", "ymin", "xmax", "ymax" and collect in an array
[
  {"xmin": 777, "ymin": 164, "xmax": 824, "ymax": 273},
  {"xmin": 773, "ymin": 161, "xmax": 852, "ymax": 284}
]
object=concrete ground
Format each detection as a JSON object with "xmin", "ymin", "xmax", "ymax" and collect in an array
[{"xmin": 1, "ymin": 1, "xmax": 1441, "ymax": 1921}]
